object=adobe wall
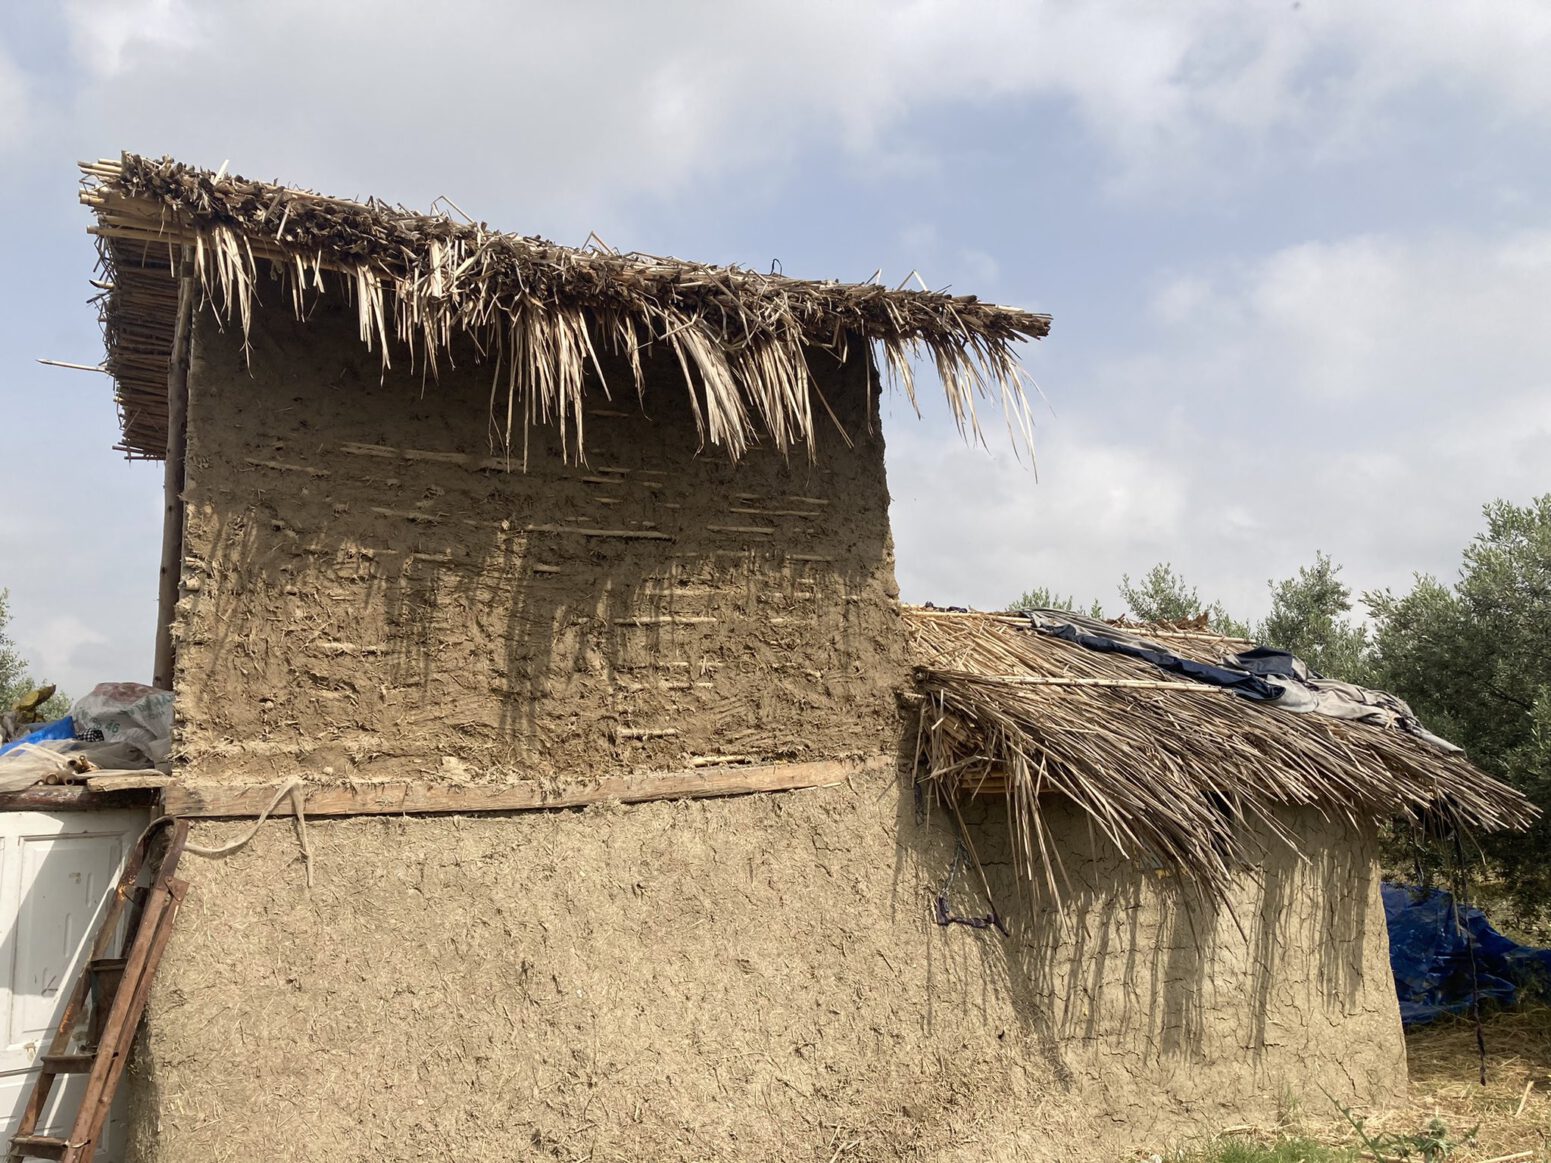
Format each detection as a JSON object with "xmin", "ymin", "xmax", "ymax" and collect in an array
[
  {"xmin": 172, "ymin": 301, "xmax": 908, "ymax": 786},
  {"xmin": 968, "ymin": 799, "xmax": 1408, "ymax": 1133},
  {"xmin": 126, "ymin": 789, "xmax": 1406, "ymax": 1162}
]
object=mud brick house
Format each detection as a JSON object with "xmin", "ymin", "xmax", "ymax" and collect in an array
[{"xmin": 30, "ymin": 153, "xmax": 1524, "ymax": 1162}]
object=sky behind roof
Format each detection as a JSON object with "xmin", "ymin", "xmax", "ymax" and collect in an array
[{"xmin": 2, "ymin": 1, "xmax": 1549, "ymax": 697}]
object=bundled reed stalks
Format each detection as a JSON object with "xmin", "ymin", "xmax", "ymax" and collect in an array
[
  {"xmin": 79, "ymin": 154, "xmax": 1049, "ymax": 462},
  {"xmin": 906, "ymin": 607, "xmax": 1535, "ymax": 904}
]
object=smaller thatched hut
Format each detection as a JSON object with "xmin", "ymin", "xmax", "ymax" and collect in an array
[
  {"xmin": 908, "ymin": 606, "xmax": 1531, "ymax": 901},
  {"xmin": 900, "ymin": 605, "xmax": 1533, "ymax": 1147}
]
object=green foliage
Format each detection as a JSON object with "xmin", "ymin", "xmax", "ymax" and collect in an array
[
  {"xmin": 1006, "ymin": 586, "xmax": 1104, "ymax": 619},
  {"xmin": 1258, "ymin": 552, "xmax": 1372, "ymax": 682},
  {"xmin": 1166, "ymin": 1136, "xmax": 1355, "ymax": 1162},
  {"xmin": 1336, "ymin": 1101, "xmax": 1475, "ymax": 1163},
  {"xmin": 0, "ymin": 590, "xmax": 25, "ymax": 707},
  {"xmin": 0, "ymin": 589, "xmax": 69, "ymax": 722},
  {"xmin": 1117, "ymin": 563, "xmax": 1250, "ymax": 637},
  {"xmin": 1164, "ymin": 1113, "xmax": 1476, "ymax": 1163},
  {"xmin": 1367, "ymin": 495, "xmax": 1551, "ymax": 917},
  {"xmin": 1011, "ymin": 505, "xmax": 1549, "ymax": 918}
]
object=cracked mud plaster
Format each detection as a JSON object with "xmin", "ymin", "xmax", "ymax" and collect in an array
[
  {"xmin": 127, "ymin": 795, "xmax": 1404, "ymax": 1162},
  {"xmin": 137, "ymin": 299, "xmax": 1405, "ymax": 1161},
  {"xmin": 170, "ymin": 301, "xmax": 910, "ymax": 789}
]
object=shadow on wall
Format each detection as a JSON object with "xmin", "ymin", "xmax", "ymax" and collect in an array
[
  {"xmin": 174, "ymin": 301, "xmax": 908, "ymax": 782},
  {"xmin": 902, "ymin": 776, "xmax": 1382, "ymax": 1103}
]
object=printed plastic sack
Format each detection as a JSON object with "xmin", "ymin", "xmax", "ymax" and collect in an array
[{"xmin": 69, "ymin": 683, "xmax": 173, "ymax": 766}]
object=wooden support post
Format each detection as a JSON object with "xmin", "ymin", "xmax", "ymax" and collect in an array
[{"xmin": 152, "ymin": 251, "xmax": 195, "ymax": 691}]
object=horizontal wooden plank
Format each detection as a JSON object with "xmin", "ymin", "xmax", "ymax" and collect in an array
[
  {"xmin": 9, "ymin": 1133, "xmax": 69, "ymax": 1159},
  {"xmin": 162, "ymin": 754, "xmax": 894, "ymax": 819},
  {"xmin": 84, "ymin": 772, "xmax": 173, "ymax": 792},
  {"xmin": 0, "ymin": 785, "xmax": 162, "ymax": 813},
  {"xmin": 40, "ymin": 1053, "xmax": 96, "ymax": 1074}
]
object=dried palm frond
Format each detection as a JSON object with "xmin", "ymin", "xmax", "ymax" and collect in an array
[
  {"xmin": 906, "ymin": 607, "xmax": 1536, "ymax": 904},
  {"xmin": 79, "ymin": 154, "xmax": 1050, "ymax": 462}
]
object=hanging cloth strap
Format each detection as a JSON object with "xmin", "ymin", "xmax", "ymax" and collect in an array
[{"xmin": 182, "ymin": 776, "xmax": 314, "ymax": 887}]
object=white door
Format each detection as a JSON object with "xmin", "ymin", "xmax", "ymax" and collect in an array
[{"xmin": 0, "ymin": 810, "xmax": 150, "ymax": 1161}]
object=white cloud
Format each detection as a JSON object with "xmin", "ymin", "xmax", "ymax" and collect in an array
[
  {"xmin": 18, "ymin": 615, "xmax": 109, "ymax": 689},
  {"xmin": 0, "ymin": 484, "xmax": 161, "ymax": 699},
  {"xmin": 1332, "ymin": 2, "xmax": 1551, "ymax": 120},
  {"xmin": 887, "ymin": 415, "xmax": 1196, "ymax": 614},
  {"xmin": 887, "ymin": 225, "xmax": 1551, "ymax": 621},
  {"xmin": 894, "ymin": 224, "xmax": 1001, "ymax": 292},
  {"xmin": 61, "ymin": 0, "xmax": 196, "ymax": 77},
  {"xmin": 1146, "ymin": 229, "xmax": 1551, "ymax": 407},
  {"xmin": 12, "ymin": 0, "xmax": 1551, "ymax": 672},
  {"xmin": 43, "ymin": 0, "xmax": 1551, "ymax": 215},
  {"xmin": 890, "ymin": 381, "xmax": 1551, "ymax": 622},
  {"xmin": 0, "ymin": 46, "xmax": 30, "ymax": 149}
]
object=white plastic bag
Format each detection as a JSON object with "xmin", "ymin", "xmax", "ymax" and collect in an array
[
  {"xmin": 69, "ymin": 683, "xmax": 174, "ymax": 765},
  {"xmin": 0, "ymin": 741, "xmax": 80, "ymax": 791}
]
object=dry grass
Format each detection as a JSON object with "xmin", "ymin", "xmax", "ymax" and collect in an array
[
  {"xmin": 1157, "ymin": 1009, "xmax": 1551, "ymax": 1162},
  {"xmin": 905, "ymin": 607, "xmax": 1533, "ymax": 903},
  {"xmin": 79, "ymin": 153, "xmax": 1049, "ymax": 462},
  {"xmin": 1383, "ymin": 1007, "xmax": 1551, "ymax": 1161}
]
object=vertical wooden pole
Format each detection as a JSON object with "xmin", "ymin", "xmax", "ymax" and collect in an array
[{"xmin": 152, "ymin": 253, "xmax": 195, "ymax": 691}]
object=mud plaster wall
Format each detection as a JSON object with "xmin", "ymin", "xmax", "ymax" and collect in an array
[
  {"xmin": 128, "ymin": 788, "xmax": 1406, "ymax": 1163},
  {"xmin": 172, "ymin": 300, "xmax": 909, "ymax": 786}
]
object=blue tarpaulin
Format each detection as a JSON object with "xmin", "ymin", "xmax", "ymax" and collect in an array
[
  {"xmin": 1382, "ymin": 882, "xmax": 1551, "ymax": 1026},
  {"xmin": 0, "ymin": 716, "xmax": 74, "ymax": 757}
]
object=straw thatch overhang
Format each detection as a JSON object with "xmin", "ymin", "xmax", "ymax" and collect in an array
[
  {"xmin": 80, "ymin": 154, "xmax": 1050, "ymax": 461},
  {"xmin": 906, "ymin": 607, "xmax": 1536, "ymax": 902}
]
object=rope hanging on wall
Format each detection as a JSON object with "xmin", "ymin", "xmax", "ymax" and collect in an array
[{"xmin": 183, "ymin": 776, "xmax": 314, "ymax": 887}]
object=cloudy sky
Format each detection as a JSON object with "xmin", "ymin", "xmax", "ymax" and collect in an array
[{"xmin": 2, "ymin": 1, "xmax": 1549, "ymax": 696}]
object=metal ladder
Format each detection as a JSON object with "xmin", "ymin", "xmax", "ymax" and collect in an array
[{"xmin": 8, "ymin": 817, "xmax": 190, "ymax": 1162}]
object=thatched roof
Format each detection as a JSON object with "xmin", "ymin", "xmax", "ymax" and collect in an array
[
  {"xmin": 906, "ymin": 607, "xmax": 1535, "ymax": 902},
  {"xmin": 80, "ymin": 154, "xmax": 1050, "ymax": 461}
]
